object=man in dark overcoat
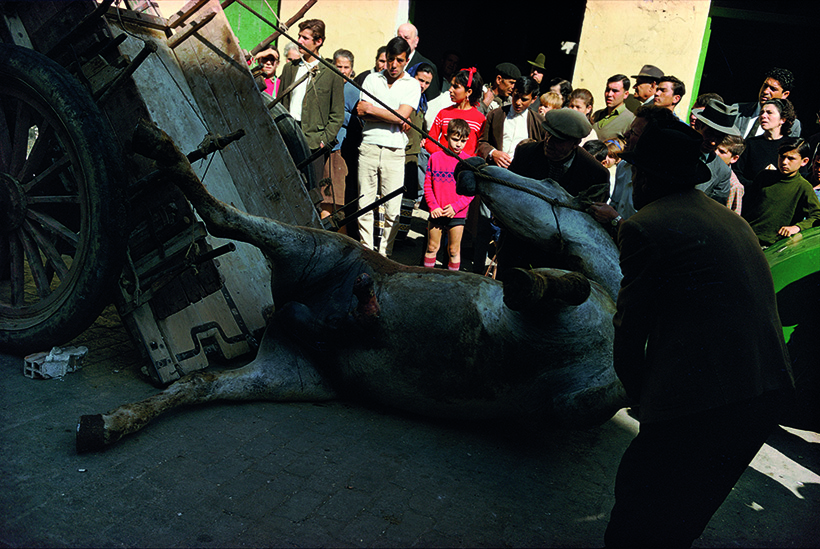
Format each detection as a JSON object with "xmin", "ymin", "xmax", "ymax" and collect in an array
[{"xmin": 604, "ymin": 121, "xmax": 794, "ymax": 548}]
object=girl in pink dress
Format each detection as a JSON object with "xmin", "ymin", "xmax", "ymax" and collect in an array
[{"xmin": 423, "ymin": 119, "xmax": 474, "ymax": 271}]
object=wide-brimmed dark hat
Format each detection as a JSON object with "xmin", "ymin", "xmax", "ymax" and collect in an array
[
  {"xmin": 619, "ymin": 122, "xmax": 711, "ymax": 186},
  {"xmin": 542, "ymin": 108, "xmax": 592, "ymax": 140},
  {"xmin": 632, "ymin": 64, "xmax": 663, "ymax": 81},
  {"xmin": 692, "ymin": 99, "xmax": 741, "ymax": 136},
  {"xmin": 527, "ymin": 53, "xmax": 546, "ymax": 70}
]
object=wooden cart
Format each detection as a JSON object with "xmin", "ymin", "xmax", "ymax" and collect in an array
[{"xmin": 0, "ymin": 0, "xmax": 324, "ymax": 384}]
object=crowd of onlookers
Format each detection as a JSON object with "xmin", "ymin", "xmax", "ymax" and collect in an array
[
  {"xmin": 246, "ymin": 20, "xmax": 813, "ymax": 549},
  {"xmin": 247, "ymin": 19, "xmax": 820, "ymax": 273}
]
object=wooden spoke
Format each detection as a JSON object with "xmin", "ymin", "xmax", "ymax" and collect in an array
[
  {"xmin": 23, "ymin": 219, "xmax": 70, "ymax": 283},
  {"xmin": 26, "ymin": 208, "xmax": 79, "ymax": 247},
  {"xmin": 19, "ymin": 121, "xmax": 56, "ymax": 183},
  {"xmin": 8, "ymin": 100, "xmax": 31, "ymax": 178},
  {"xmin": 22, "ymin": 154, "xmax": 71, "ymax": 193},
  {"xmin": 17, "ymin": 227, "xmax": 51, "ymax": 299},
  {"xmin": 25, "ymin": 195, "xmax": 81, "ymax": 204},
  {"xmin": 0, "ymin": 102, "xmax": 11, "ymax": 172},
  {"xmin": 8, "ymin": 232, "xmax": 25, "ymax": 307}
]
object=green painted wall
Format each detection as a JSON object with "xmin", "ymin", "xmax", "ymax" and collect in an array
[{"xmin": 224, "ymin": 0, "xmax": 280, "ymax": 54}]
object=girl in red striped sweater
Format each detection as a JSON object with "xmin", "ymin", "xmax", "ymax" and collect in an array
[{"xmin": 424, "ymin": 68, "xmax": 486, "ymax": 157}]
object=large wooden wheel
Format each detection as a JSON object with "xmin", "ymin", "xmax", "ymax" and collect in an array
[{"xmin": 0, "ymin": 44, "xmax": 127, "ymax": 355}]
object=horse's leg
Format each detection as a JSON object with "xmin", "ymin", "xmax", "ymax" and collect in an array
[{"xmin": 76, "ymin": 321, "xmax": 336, "ymax": 452}]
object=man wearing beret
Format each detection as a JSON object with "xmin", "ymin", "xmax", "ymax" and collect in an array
[
  {"xmin": 479, "ymin": 62, "xmax": 522, "ymax": 115},
  {"xmin": 509, "ymin": 108, "xmax": 610, "ymax": 204},
  {"xmin": 604, "ymin": 120, "xmax": 793, "ymax": 548},
  {"xmin": 495, "ymin": 109, "xmax": 610, "ymax": 279}
]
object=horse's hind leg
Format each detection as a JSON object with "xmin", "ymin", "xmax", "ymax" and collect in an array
[{"xmin": 76, "ymin": 321, "xmax": 336, "ymax": 452}]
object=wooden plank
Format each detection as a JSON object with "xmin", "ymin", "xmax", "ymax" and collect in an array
[
  {"xmin": 170, "ymin": 0, "xmax": 319, "ymax": 228},
  {"xmin": 103, "ymin": 23, "xmax": 272, "ymax": 375},
  {"xmin": 126, "ymin": 303, "xmax": 185, "ymax": 384},
  {"xmin": 105, "ymin": 6, "xmax": 169, "ymax": 32}
]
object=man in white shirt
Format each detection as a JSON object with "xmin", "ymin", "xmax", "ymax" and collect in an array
[{"xmin": 356, "ymin": 36, "xmax": 421, "ymax": 256}]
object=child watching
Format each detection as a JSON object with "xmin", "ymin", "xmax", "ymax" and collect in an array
[
  {"xmin": 603, "ymin": 139, "xmax": 623, "ymax": 168},
  {"xmin": 742, "ymin": 138, "xmax": 820, "ymax": 246},
  {"xmin": 423, "ymin": 118, "xmax": 474, "ymax": 271},
  {"xmin": 715, "ymin": 134, "xmax": 745, "ymax": 214},
  {"xmin": 538, "ymin": 91, "xmax": 563, "ymax": 116},
  {"xmin": 424, "ymin": 68, "xmax": 485, "ymax": 157},
  {"xmin": 583, "ymin": 139, "xmax": 622, "ymax": 196}
]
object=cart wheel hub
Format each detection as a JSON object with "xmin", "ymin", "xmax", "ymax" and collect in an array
[{"xmin": 0, "ymin": 172, "xmax": 27, "ymax": 234}]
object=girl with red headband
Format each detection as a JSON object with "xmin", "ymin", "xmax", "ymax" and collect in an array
[{"xmin": 424, "ymin": 68, "xmax": 486, "ymax": 157}]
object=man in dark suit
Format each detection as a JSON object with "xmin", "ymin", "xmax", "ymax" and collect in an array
[
  {"xmin": 278, "ymin": 19, "xmax": 345, "ymax": 217},
  {"xmin": 733, "ymin": 67, "xmax": 802, "ymax": 138},
  {"xmin": 509, "ymin": 108, "xmax": 610, "ymax": 204},
  {"xmin": 397, "ymin": 22, "xmax": 440, "ymax": 99},
  {"xmin": 624, "ymin": 64, "xmax": 663, "ymax": 113},
  {"xmin": 604, "ymin": 121, "xmax": 794, "ymax": 548},
  {"xmin": 492, "ymin": 109, "xmax": 610, "ymax": 279},
  {"xmin": 476, "ymin": 76, "xmax": 545, "ymax": 167}
]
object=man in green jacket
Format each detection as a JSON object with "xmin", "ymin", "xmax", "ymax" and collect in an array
[{"xmin": 279, "ymin": 19, "xmax": 345, "ymax": 218}]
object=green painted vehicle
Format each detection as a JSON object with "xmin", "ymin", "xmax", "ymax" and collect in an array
[{"xmin": 765, "ymin": 226, "xmax": 820, "ymax": 429}]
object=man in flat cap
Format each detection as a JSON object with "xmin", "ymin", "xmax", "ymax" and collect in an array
[
  {"xmin": 604, "ymin": 119, "xmax": 793, "ymax": 548},
  {"xmin": 479, "ymin": 62, "xmax": 522, "ymax": 115},
  {"xmin": 496, "ymin": 109, "xmax": 610, "ymax": 278},
  {"xmin": 509, "ymin": 108, "xmax": 610, "ymax": 204},
  {"xmin": 625, "ymin": 64, "xmax": 663, "ymax": 113}
]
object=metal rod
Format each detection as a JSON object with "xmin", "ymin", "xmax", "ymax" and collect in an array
[
  {"xmin": 192, "ymin": 242, "xmax": 236, "ymax": 265},
  {"xmin": 167, "ymin": 11, "xmax": 217, "ymax": 49},
  {"xmin": 249, "ymin": 0, "xmax": 317, "ymax": 55},
  {"xmin": 186, "ymin": 129, "xmax": 247, "ymax": 163},
  {"xmin": 168, "ymin": 0, "xmax": 211, "ymax": 29},
  {"xmin": 336, "ymin": 187, "xmax": 406, "ymax": 228},
  {"xmin": 294, "ymin": 140, "xmax": 336, "ymax": 170}
]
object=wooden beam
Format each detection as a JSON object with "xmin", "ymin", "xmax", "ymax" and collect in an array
[{"xmin": 250, "ymin": 0, "xmax": 317, "ymax": 55}]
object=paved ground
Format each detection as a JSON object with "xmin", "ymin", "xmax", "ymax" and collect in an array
[{"xmin": 1, "ymin": 210, "xmax": 818, "ymax": 548}]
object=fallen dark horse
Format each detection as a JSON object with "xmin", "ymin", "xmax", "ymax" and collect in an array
[{"xmin": 76, "ymin": 121, "xmax": 628, "ymax": 452}]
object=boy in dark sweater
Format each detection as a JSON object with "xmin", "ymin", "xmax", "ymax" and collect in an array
[{"xmin": 742, "ymin": 138, "xmax": 820, "ymax": 246}]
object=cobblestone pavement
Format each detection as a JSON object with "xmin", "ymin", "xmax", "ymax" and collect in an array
[{"xmin": 1, "ymin": 210, "xmax": 818, "ymax": 548}]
